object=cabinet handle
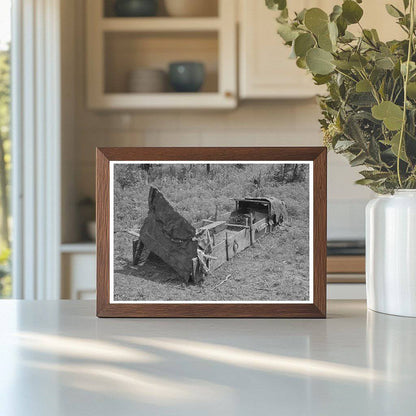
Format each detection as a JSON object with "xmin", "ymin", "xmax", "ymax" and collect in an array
[{"xmin": 225, "ymin": 91, "xmax": 234, "ymax": 98}]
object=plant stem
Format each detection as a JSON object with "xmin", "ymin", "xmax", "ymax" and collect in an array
[
  {"xmin": 397, "ymin": 0, "xmax": 415, "ymax": 188},
  {"xmin": 334, "ymin": 68, "xmax": 357, "ymax": 83},
  {"xmin": 358, "ymin": 69, "xmax": 380, "ymax": 104}
]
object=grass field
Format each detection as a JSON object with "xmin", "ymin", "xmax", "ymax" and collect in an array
[{"xmin": 113, "ymin": 163, "xmax": 310, "ymax": 302}]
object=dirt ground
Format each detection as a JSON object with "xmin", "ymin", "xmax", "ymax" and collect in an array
[{"xmin": 113, "ymin": 221, "xmax": 309, "ymax": 302}]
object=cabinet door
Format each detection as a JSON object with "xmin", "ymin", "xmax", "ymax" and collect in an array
[
  {"xmin": 239, "ymin": 0, "xmax": 320, "ymax": 99},
  {"xmin": 238, "ymin": 0, "xmax": 403, "ymax": 99},
  {"xmin": 62, "ymin": 253, "xmax": 96, "ymax": 300},
  {"xmin": 360, "ymin": 0, "xmax": 404, "ymax": 41}
]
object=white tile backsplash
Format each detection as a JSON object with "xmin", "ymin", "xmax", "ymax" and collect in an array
[
  {"xmin": 328, "ymin": 199, "xmax": 368, "ymax": 240},
  {"xmin": 71, "ymin": 83, "xmax": 371, "ymax": 241}
]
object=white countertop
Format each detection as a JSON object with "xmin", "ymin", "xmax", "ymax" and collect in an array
[{"xmin": 0, "ymin": 300, "xmax": 415, "ymax": 415}]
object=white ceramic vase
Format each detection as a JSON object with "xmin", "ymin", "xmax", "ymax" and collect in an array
[{"xmin": 366, "ymin": 190, "xmax": 416, "ymax": 317}]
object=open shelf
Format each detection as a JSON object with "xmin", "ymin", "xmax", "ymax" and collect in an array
[
  {"xmin": 104, "ymin": 31, "xmax": 219, "ymax": 94},
  {"xmin": 91, "ymin": 92, "xmax": 235, "ymax": 109},
  {"xmin": 103, "ymin": 0, "xmax": 219, "ymax": 18},
  {"xmin": 86, "ymin": 0, "xmax": 237, "ymax": 109},
  {"xmin": 101, "ymin": 17, "xmax": 221, "ymax": 32},
  {"xmin": 61, "ymin": 242, "xmax": 96, "ymax": 254}
]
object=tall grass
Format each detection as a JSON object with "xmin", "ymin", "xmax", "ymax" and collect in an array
[
  {"xmin": 115, "ymin": 164, "xmax": 308, "ymax": 226},
  {"xmin": 113, "ymin": 163, "xmax": 310, "ymax": 263}
]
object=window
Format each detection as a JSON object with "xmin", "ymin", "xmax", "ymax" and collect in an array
[{"xmin": 0, "ymin": 0, "xmax": 11, "ymax": 298}]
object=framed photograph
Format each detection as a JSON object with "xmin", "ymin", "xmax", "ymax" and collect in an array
[{"xmin": 96, "ymin": 147, "xmax": 327, "ymax": 318}]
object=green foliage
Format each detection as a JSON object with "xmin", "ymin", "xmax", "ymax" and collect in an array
[
  {"xmin": 266, "ymin": 0, "xmax": 287, "ymax": 11},
  {"xmin": 0, "ymin": 47, "xmax": 11, "ymax": 246},
  {"xmin": 0, "ymin": 246, "xmax": 11, "ymax": 298},
  {"xmin": 372, "ymin": 101, "xmax": 404, "ymax": 130},
  {"xmin": 342, "ymin": 0, "xmax": 363, "ymax": 24},
  {"xmin": 306, "ymin": 48, "xmax": 335, "ymax": 74},
  {"xmin": 266, "ymin": 0, "xmax": 416, "ymax": 193},
  {"xmin": 0, "ymin": 49, "xmax": 10, "ymax": 134},
  {"xmin": 0, "ymin": 45, "xmax": 11, "ymax": 292}
]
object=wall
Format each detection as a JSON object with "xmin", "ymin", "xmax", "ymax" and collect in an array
[{"xmin": 61, "ymin": 0, "xmax": 374, "ymax": 243}]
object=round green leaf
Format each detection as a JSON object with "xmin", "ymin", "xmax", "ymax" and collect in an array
[
  {"xmin": 371, "ymin": 29, "xmax": 380, "ymax": 42},
  {"xmin": 356, "ymin": 79, "xmax": 372, "ymax": 92},
  {"xmin": 317, "ymin": 22, "xmax": 338, "ymax": 52},
  {"xmin": 342, "ymin": 0, "xmax": 363, "ymax": 24},
  {"xmin": 306, "ymin": 48, "xmax": 335, "ymax": 75},
  {"xmin": 407, "ymin": 82, "xmax": 416, "ymax": 99},
  {"xmin": 385, "ymin": 4, "xmax": 403, "ymax": 18},
  {"xmin": 277, "ymin": 23, "xmax": 299, "ymax": 42},
  {"xmin": 330, "ymin": 5, "xmax": 343, "ymax": 22},
  {"xmin": 350, "ymin": 53, "xmax": 368, "ymax": 69},
  {"xmin": 318, "ymin": 32, "xmax": 333, "ymax": 52},
  {"xmin": 294, "ymin": 33, "xmax": 315, "ymax": 57},
  {"xmin": 266, "ymin": 0, "xmax": 287, "ymax": 11},
  {"xmin": 371, "ymin": 101, "xmax": 403, "ymax": 131},
  {"xmin": 304, "ymin": 8, "xmax": 329, "ymax": 35},
  {"xmin": 313, "ymin": 74, "xmax": 331, "ymax": 85},
  {"xmin": 296, "ymin": 57, "xmax": 307, "ymax": 69},
  {"xmin": 333, "ymin": 59, "xmax": 353, "ymax": 70},
  {"xmin": 328, "ymin": 21, "xmax": 338, "ymax": 42},
  {"xmin": 336, "ymin": 15, "xmax": 348, "ymax": 35}
]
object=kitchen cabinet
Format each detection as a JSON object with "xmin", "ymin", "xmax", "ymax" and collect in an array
[
  {"xmin": 239, "ymin": 0, "xmax": 323, "ymax": 99},
  {"xmin": 238, "ymin": 0, "xmax": 404, "ymax": 99},
  {"xmin": 61, "ymin": 244, "xmax": 96, "ymax": 300},
  {"xmin": 86, "ymin": 0, "xmax": 237, "ymax": 109}
]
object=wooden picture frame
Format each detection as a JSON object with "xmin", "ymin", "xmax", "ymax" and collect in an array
[{"xmin": 96, "ymin": 147, "xmax": 327, "ymax": 318}]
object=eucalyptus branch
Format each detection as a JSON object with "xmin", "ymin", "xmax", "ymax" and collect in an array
[
  {"xmin": 393, "ymin": 86, "xmax": 404, "ymax": 104},
  {"xmin": 267, "ymin": 0, "xmax": 416, "ymax": 193},
  {"xmin": 358, "ymin": 69, "xmax": 381, "ymax": 104},
  {"xmin": 334, "ymin": 68, "xmax": 358, "ymax": 83},
  {"xmin": 397, "ymin": 0, "xmax": 415, "ymax": 188},
  {"xmin": 390, "ymin": 79, "xmax": 398, "ymax": 101}
]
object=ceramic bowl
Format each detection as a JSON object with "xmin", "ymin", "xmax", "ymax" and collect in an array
[
  {"xmin": 168, "ymin": 62, "xmax": 205, "ymax": 93},
  {"xmin": 127, "ymin": 68, "xmax": 167, "ymax": 93},
  {"xmin": 114, "ymin": 0, "xmax": 158, "ymax": 17}
]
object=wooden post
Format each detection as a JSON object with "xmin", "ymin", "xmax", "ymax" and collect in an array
[
  {"xmin": 249, "ymin": 213, "xmax": 254, "ymax": 245},
  {"xmin": 133, "ymin": 240, "xmax": 150, "ymax": 266},
  {"xmin": 192, "ymin": 257, "xmax": 202, "ymax": 283},
  {"xmin": 225, "ymin": 232, "xmax": 229, "ymax": 261},
  {"xmin": 132, "ymin": 240, "xmax": 142, "ymax": 265}
]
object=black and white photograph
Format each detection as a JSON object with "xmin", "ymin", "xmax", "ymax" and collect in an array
[{"xmin": 110, "ymin": 161, "xmax": 313, "ymax": 303}]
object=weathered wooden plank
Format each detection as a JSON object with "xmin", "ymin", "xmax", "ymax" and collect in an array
[
  {"xmin": 226, "ymin": 224, "xmax": 250, "ymax": 230},
  {"xmin": 225, "ymin": 232, "xmax": 229, "ymax": 261},
  {"xmin": 132, "ymin": 239, "xmax": 141, "ymax": 265},
  {"xmin": 198, "ymin": 220, "xmax": 227, "ymax": 234},
  {"xmin": 192, "ymin": 257, "xmax": 204, "ymax": 284},
  {"xmin": 139, "ymin": 187, "xmax": 198, "ymax": 282},
  {"xmin": 194, "ymin": 211, "xmax": 231, "ymax": 229},
  {"xmin": 252, "ymin": 218, "xmax": 270, "ymax": 242},
  {"xmin": 209, "ymin": 240, "xmax": 227, "ymax": 271},
  {"xmin": 226, "ymin": 228, "xmax": 251, "ymax": 260},
  {"xmin": 133, "ymin": 240, "xmax": 151, "ymax": 266},
  {"xmin": 252, "ymin": 218, "xmax": 267, "ymax": 231}
]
